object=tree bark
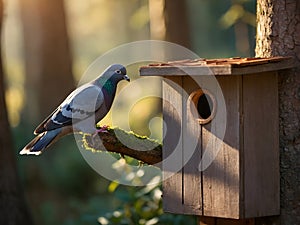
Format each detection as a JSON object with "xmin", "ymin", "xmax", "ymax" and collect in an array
[
  {"xmin": 0, "ymin": 1, "xmax": 33, "ymax": 224},
  {"xmin": 256, "ymin": 0, "xmax": 300, "ymax": 224},
  {"xmin": 19, "ymin": 0, "xmax": 74, "ymax": 124}
]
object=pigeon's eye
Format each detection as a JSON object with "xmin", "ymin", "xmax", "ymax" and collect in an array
[{"xmin": 116, "ymin": 70, "xmax": 121, "ymax": 74}]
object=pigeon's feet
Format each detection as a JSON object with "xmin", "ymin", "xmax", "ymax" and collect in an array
[{"xmin": 93, "ymin": 125, "xmax": 109, "ymax": 138}]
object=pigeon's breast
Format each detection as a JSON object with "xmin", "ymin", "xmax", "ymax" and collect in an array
[
  {"xmin": 102, "ymin": 87, "xmax": 116, "ymax": 109},
  {"xmin": 94, "ymin": 87, "xmax": 116, "ymax": 122}
]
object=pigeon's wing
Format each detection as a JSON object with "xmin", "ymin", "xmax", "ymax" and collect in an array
[
  {"xmin": 34, "ymin": 84, "xmax": 104, "ymax": 134},
  {"xmin": 34, "ymin": 107, "xmax": 63, "ymax": 134}
]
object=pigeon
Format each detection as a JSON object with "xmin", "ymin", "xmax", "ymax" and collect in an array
[{"xmin": 20, "ymin": 64, "xmax": 130, "ymax": 155}]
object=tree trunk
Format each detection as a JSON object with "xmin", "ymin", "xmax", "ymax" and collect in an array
[
  {"xmin": 164, "ymin": 0, "xmax": 191, "ymax": 48},
  {"xmin": 0, "ymin": 1, "xmax": 33, "ymax": 224},
  {"xmin": 19, "ymin": 0, "xmax": 74, "ymax": 124},
  {"xmin": 256, "ymin": 0, "xmax": 300, "ymax": 224}
]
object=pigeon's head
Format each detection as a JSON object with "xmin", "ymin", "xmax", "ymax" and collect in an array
[{"xmin": 106, "ymin": 64, "xmax": 130, "ymax": 83}]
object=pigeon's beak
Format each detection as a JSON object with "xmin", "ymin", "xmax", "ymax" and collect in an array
[{"xmin": 123, "ymin": 74, "xmax": 130, "ymax": 82}]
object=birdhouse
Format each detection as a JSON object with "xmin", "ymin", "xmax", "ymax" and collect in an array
[{"xmin": 140, "ymin": 57, "xmax": 294, "ymax": 219}]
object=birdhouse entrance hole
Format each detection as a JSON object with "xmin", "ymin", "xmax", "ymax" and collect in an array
[
  {"xmin": 140, "ymin": 57, "xmax": 295, "ymax": 219},
  {"xmin": 190, "ymin": 89, "xmax": 216, "ymax": 124}
]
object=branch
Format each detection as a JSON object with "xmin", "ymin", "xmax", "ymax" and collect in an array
[{"xmin": 81, "ymin": 128, "xmax": 162, "ymax": 166}]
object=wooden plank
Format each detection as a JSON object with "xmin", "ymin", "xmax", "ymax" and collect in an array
[
  {"xmin": 202, "ymin": 76, "xmax": 241, "ymax": 218},
  {"xmin": 198, "ymin": 216, "xmax": 216, "ymax": 225},
  {"xmin": 198, "ymin": 216, "xmax": 255, "ymax": 225},
  {"xmin": 140, "ymin": 66, "xmax": 231, "ymax": 76},
  {"xmin": 162, "ymin": 76, "xmax": 184, "ymax": 213},
  {"xmin": 145, "ymin": 56, "xmax": 291, "ymax": 67},
  {"xmin": 254, "ymin": 216, "xmax": 280, "ymax": 225},
  {"xmin": 139, "ymin": 57, "xmax": 294, "ymax": 76},
  {"xmin": 230, "ymin": 58, "xmax": 294, "ymax": 75},
  {"xmin": 203, "ymin": 56, "xmax": 289, "ymax": 67},
  {"xmin": 215, "ymin": 218, "xmax": 255, "ymax": 225},
  {"xmin": 182, "ymin": 76, "xmax": 203, "ymax": 214},
  {"xmin": 242, "ymin": 72, "xmax": 280, "ymax": 217}
]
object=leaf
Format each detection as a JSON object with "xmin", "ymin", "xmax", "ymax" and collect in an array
[
  {"xmin": 108, "ymin": 181, "xmax": 120, "ymax": 193},
  {"xmin": 145, "ymin": 217, "xmax": 159, "ymax": 225}
]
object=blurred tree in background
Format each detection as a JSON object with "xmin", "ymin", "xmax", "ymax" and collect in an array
[
  {"xmin": 1, "ymin": 0, "xmax": 256, "ymax": 224},
  {"xmin": 19, "ymin": 0, "xmax": 74, "ymax": 124},
  {"xmin": 0, "ymin": 0, "xmax": 33, "ymax": 224},
  {"xmin": 188, "ymin": 0, "xmax": 255, "ymax": 58},
  {"xmin": 164, "ymin": 0, "xmax": 191, "ymax": 48}
]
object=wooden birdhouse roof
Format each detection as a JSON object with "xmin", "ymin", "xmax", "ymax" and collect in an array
[{"xmin": 140, "ymin": 56, "xmax": 294, "ymax": 76}]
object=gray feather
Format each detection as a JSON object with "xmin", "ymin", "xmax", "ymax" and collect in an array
[
  {"xmin": 53, "ymin": 84, "xmax": 104, "ymax": 122},
  {"xmin": 21, "ymin": 64, "xmax": 129, "ymax": 155}
]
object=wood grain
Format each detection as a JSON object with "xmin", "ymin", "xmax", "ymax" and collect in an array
[
  {"xmin": 242, "ymin": 72, "xmax": 280, "ymax": 217},
  {"xmin": 139, "ymin": 58, "xmax": 284, "ymax": 220},
  {"xmin": 182, "ymin": 76, "xmax": 202, "ymax": 213},
  {"xmin": 162, "ymin": 76, "xmax": 184, "ymax": 213},
  {"xmin": 140, "ymin": 57, "xmax": 294, "ymax": 76},
  {"xmin": 198, "ymin": 216, "xmax": 255, "ymax": 225},
  {"xmin": 202, "ymin": 76, "xmax": 241, "ymax": 218}
]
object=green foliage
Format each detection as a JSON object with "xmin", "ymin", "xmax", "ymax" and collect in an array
[
  {"xmin": 98, "ymin": 180, "xmax": 197, "ymax": 225},
  {"xmin": 14, "ymin": 123, "xmax": 194, "ymax": 225}
]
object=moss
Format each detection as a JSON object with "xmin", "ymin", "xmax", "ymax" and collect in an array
[{"xmin": 81, "ymin": 127, "xmax": 162, "ymax": 153}]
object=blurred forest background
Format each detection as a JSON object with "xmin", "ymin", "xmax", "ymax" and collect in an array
[{"xmin": 1, "ymin": 0, "xmax": 255, "ymax": 224}]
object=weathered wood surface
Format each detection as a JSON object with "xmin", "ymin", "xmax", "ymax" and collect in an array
[
  {"xmin": 161, "ymin": 76, "xmax": 184, "ymax": 214},
  {"xmin": 202, "ymin": 76, "xmax": 241, "ymax": 218},
  {"xmin": 159, "ymin": 72, "xmax": 281, "ymax": 219},
  {"xmin": 242, "ymin": 72, "xmax": 280, "ymax": 217},
  {"xmin": 198, "ymin": 216, "xmax": 255, "ymax": 225},
  {"xmin": 182, "ymin": 76, "xmax": 202, "ymax": 213},
  {"xmin": 140, "ymin": 57, "xmax": 294, "ymax": 76},
  {"xmin": 139, "ymin": 57, "xmax": 289, "ymax": 220}
]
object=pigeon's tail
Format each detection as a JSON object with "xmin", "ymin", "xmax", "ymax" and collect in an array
[{"xmin": 20, "ymin": 128, "xmax": 62, "ymax": 155}]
